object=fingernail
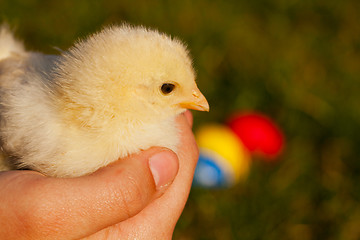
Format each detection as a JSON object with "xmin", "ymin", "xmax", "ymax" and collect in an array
[{"xmin": 149, "ymin": 151, "xmax": 179, "ymax": 189}]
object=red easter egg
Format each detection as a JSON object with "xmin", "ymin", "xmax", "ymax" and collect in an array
[{"xmin": 227, "ymin": 112, "xmax": 284, "ymax": 159}]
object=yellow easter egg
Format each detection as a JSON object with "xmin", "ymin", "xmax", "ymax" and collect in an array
[{"xmin": 196, "ymin": 124, "xmax": 251, "ymax": 181}]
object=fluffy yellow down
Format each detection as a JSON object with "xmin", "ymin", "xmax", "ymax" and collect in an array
[{"xmin": 0, "ymin": 24, "xmax": 208, "ymax": 177}]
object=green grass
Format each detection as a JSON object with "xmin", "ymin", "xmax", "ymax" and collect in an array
[{"xmin": 2, "ymin": 0, "xmax": 360, "ymax": 239}]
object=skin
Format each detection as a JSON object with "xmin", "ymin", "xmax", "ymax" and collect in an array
[{"xmin": 0, "ymin": 110, "xmax": 198, "ymax": 240}]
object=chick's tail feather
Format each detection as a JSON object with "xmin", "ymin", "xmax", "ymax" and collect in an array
[{"xmin": 0, "ymin": 25, "xmax": 25, "ymax": 61}]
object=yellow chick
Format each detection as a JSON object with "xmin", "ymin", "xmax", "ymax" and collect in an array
[{"xmin": 0, "ymin": 24, "xmax": 209, "ymax": 177}]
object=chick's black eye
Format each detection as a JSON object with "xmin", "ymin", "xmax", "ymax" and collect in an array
[{"xmin": 161, "ymin": 83, "xmax": 175, "ymax": 95}]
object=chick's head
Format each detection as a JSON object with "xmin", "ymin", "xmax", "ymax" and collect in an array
[{"xmin": 54, "ymin": 25, "xmax": 208, "ymax": 130}]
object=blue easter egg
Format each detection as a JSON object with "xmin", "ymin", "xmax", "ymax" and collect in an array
[{"xmin": 193, "ymin": 149, "xmax": 236, "ymax": 188}]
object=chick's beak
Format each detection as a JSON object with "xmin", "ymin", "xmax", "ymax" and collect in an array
[{"xmin": 180, "ymin": 88, "xmax": 209, "ymax": 112}]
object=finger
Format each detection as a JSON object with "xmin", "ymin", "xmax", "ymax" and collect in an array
[
  {"xmin": 182, "ymin": 110, "xmax": 193, "ymax": 127},
  {"xmin": 176, "ymin": 112, "xmax": 199, "ymax": 165},
  {"xmin": 6, "ymin": 148, "xmax": 179, "ymax": 240},
  {"xmin": 109, "ymin": 113, "xmax": 199, "ymax": 239}
]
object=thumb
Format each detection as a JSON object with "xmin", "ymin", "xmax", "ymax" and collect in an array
[{"xmin": 15, "ymin": 148, "xmax": 179, "ymax": 240}]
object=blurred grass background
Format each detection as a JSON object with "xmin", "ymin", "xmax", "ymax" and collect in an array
[{"xmin": 1, "ymin": 0, "xmax": 360, "ymax": 239}]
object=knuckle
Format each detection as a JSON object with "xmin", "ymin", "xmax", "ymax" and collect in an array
[{"xmin": 112, "ymin": 169, "xmax": 154, "ymax": 218}]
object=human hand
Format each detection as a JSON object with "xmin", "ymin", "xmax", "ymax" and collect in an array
[{"xmin": 0, "ymin": 111, "xmax": 199, "ymax": 240}]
